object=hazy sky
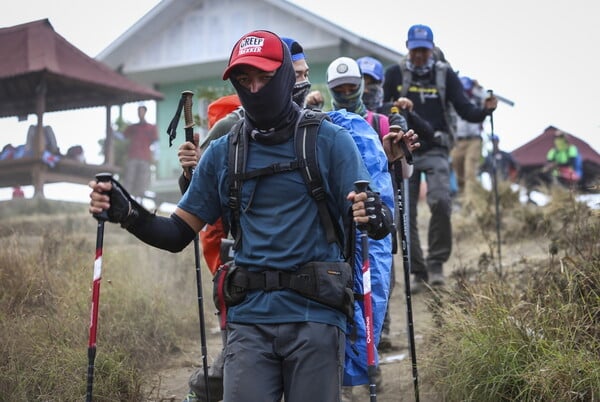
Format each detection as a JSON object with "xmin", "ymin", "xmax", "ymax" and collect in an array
[{"xmin": 1, "ymin": 0, "xmax": 598, "ymax": 200}]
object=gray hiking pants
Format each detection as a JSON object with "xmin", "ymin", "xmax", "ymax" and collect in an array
[
  {"xmin": 408, "ymin": 149, "xmax": 452, "ymax": 279},
  {"xmin": 223, "ymin": 322, "xmax": 345, "ymax": 402}
]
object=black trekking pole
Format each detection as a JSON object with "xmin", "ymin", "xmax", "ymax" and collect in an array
[
  {"xmin": 86, "ymin": 172, "xmax": 112, "ymax": 402},
  {"xmin": 354, "ymin": 180, "xmax": 378, "ymax": 402},
  {"xmin": 183, "ymin": 91, "xmax": 212, "ymax": 402},
  {"xmin": 167, "ymin": 90, "xmax": 211, "ymax": 401},
  {"xmin": 487, "ymin": 90, "xmax": 502, "ymax": 276},
  {"xmin": 388, "ymin": 119, "xmax": 420, "ymax": 402}
]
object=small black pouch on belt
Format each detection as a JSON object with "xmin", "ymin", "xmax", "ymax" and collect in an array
[
  {"xmin": 213, "ymin": 262, "xmax": 247, "ymax": 329},
  {"xmin": 297, "ymin": 261, "xmax": 354, "ymax": 319}
]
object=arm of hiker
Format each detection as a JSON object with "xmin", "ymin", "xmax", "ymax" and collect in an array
[
  {"xmin": 483, "ymin": 94, "xmax": 498, "ymax": 112},
  {"xmin": 392, "ymin": 98, "xmax": 436, "ymax": 143},
  {"xmin": 88, "ymin": 179, "xmax": 203, "ymax": 252},
  {"xmin": 305, "ymin": 90, "xmax": 324, "ymax": 110},
  {"xmin": 381, "ymin": 129, "xmax": 419, "ymax": 162},
  {"xmin": 397, "ymin": 157, "xmax": 414, "ymax": 179},
  {"xmin": 347, "ymin": 189, "xmax": 393, "ymax": 240},
  {"xmin": 177, "ymin": 133, "xmax": 200, "ymax": 194},
  {"xmin": 393, "ymin": 96, "xmax": 413, "ymax": 112}
]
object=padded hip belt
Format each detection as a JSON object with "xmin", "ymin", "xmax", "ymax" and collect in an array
[{"xmin": 213, "ymin": 262, "xmax": 354, "ymax": 321}]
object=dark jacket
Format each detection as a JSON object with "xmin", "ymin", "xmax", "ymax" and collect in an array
[{"xmin": 383, "ymin": 62, "xmax": 490, "ymax": 153}]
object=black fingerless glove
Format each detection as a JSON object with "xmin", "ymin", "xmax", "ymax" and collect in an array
[
  {"xmin": 106, "ymin": 178, "xmax": 152, "ymax": 229},
  {"xmin": 363, "ymin": 191, "xmax": 394, "ymax": 240},
  {"xmin": 388, "ymin": 112, "xmax": 408, "ymax": 132}
]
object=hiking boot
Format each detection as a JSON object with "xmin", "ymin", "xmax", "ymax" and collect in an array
[
  {"xmin": 377, "ymin": 333, "xmax": 393, "ymax": 353},
  {"xmin": 188, "ymin": 375, "xmax": 224, "ymax": 402},
  {"xmin": 429, "ymin": 272, "xmax": 446, "ymax": 287}
]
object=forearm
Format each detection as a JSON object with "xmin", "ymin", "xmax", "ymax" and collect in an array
[
  {"xmin": 405, "ymin": 111, "xmax": 435, "ymax": 142},
  {"xmin": 126, "ymin": 212, "xmax": 197, "ymax": 253},
  {"xmin": 398, "ymin": 158, "xmax": 414, "ymax": 179}
]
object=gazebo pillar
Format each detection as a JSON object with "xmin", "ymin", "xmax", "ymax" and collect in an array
[{"xmin": 32, "ymin": 76, "xmax": 47, "ymax": 199}]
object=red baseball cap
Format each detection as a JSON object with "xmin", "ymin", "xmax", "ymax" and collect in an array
[{"xmin": 222, "ymin": 30, "xmax": 284, "ymax": 80}]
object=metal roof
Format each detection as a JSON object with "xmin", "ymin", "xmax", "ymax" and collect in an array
[{"xmin": 0, "ymin": 19, "xmax": 163, "ymax": 119}]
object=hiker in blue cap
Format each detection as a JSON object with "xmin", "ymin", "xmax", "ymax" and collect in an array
[
  {"xmin": 357, "ymin": 56, "xmax": 386, "ymax": 114},
  {"xmin": 383, "ymin": 24, "xmax": 498, "ymax": 292}
]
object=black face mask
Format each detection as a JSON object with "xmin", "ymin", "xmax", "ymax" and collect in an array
[
  {"xmin": 230, "ymin": 44, "xmax": 297, "ymax": 132},
  {"xmin": 362, "ymin": 83, "xmax": 383, "ymax": 111},
  {"xmin": 292, "ymin": 80, "xmax": 311, "ymax": 108}
]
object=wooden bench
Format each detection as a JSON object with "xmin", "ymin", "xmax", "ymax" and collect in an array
[{"xmin": 0, "ymin": 157, "xmax": 120, "ymax": 195}]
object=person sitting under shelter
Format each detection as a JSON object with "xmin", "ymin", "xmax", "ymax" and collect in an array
[
  {"xmin": 543, "ymin": 131, "xmax": 582, "ymax": 188},
  {"xmin": 25, "ymin": 125, "xmax": 60, "ymax": 156}
]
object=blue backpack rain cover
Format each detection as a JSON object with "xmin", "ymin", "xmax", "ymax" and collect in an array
[{"xmin": 328, "ymin": 110, "xmax": 394, "ymax": 386}]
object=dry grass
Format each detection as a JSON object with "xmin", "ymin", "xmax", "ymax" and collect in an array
[
  {"xmin": 1, "ymin": 189, "xmax": 598, "ymax": 401},
  {"xmin": 423, "ymin": 186, "xmax": 600, "ymax": 402},
  {"xmin": 0, "ymin": 200, "xmax": 202, "ymax": 401}
]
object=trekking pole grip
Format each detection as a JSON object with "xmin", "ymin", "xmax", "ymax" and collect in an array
[
  {"xmin": 354, "ymin": 180, "xmax": 369, "ymax": 196},
  {"xmin": 354, "ymin": 180, "xmax": 370, "ymax": 231},
  {"xmin": 182, "ymin": 90, "xmax": 194, "ymax": 142},
  {"xmin": 93, "ymin": 173, "xmax": 112, "ymax": 222}
]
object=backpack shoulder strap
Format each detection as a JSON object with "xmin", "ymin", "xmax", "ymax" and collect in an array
[
  {"xmin": 369, "ymin": 111, "xmax": 381, "ymax": 137},
  {"xmin": 434, "ymin": 60, "xmax": 448, "ymax": 106},
  {"xmin": 227, "ymin": 110, "xmax": 342, "ymax": 248},
  {"xmin": 434, "ymin": 60, "xmax": 457, "ymax": 141},
  {"xmin": 294, "ymin": 109, "xmax": 340, "ymax": 245},
  {"xmin": 227, "ymin": 119, "xmax": 246, "ymax": 248},
  {"xmin": 399, "ymin": 57, "xmax": 411, "ymax": 98}
]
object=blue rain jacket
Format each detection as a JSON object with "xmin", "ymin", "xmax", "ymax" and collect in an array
[{"xmin": 328, "ymin": 110, "xmax": 393, "ymax": 386}]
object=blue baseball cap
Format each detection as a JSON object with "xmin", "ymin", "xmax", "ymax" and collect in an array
[
  {"xmin": 460, "ymin": 76, "xmax": 474, "ymax": 91},
  {"xmin": 406, "ymin": 24, "xmax": 434, "ymax": 50},
  {"xmin": 281, "ymin": 37, "xmax": 306, "ymax": 62},
  {"xmin": 356, "ymin": 56, "xmax": 384, "ymax": 82},
  {"xmin": 491, "ymin": 135, "xmax": 500, "ymax": 142}
]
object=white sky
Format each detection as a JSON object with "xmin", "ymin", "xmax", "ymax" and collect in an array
[{"xmin": 1, "ymin": 0, "xmax": 599, "ymax": 201}]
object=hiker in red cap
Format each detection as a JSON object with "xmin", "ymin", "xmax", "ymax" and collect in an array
[{"xmin": 88, "ymin": 30, "xmax": 392, "ymax": 402}]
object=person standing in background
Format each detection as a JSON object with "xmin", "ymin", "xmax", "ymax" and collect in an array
[
  {"xmin": 122, "ymin": 105, "xmax": 158, "ymax": 200},
  {"xmin": 450, "ymin": 76, "xmax": 487, "ymax": 202},
  {"xmin": 479, "ymin": 134, "xmax": 519, "ymax": 182},
  {"xmin": 383, "ymin": 24, "xmax": 497, "ymax": 291}
]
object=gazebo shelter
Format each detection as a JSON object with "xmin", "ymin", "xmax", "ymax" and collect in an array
[{"xmin": 0, "ymin": 19, "xmax": 163, "ymax": 198}]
